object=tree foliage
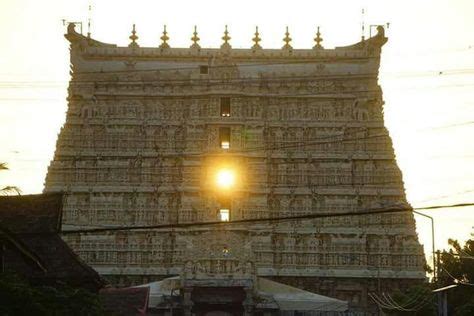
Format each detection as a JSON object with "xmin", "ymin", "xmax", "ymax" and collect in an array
[
  {"xmin": 438, "ymin": 238, "xmax": 474, "ymax": 315},
  {"xmin": 381, "ymin": 238, "xmax": 474, "ymax": 315},
  {"xmin": 0, "ymin": 162, "xmax": 21, "ymax": 195},
  {"xmin": 383, "ymin": 285, "xmax": 436, "ymax": 315},
  {"xmin": 0, "ymin": 273, "xmax": 105, "ymax": 316}
]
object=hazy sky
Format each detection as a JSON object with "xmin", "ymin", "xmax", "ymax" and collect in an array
[{"xmin": 1, "ymin": 0, "xmax": 473, "ymax": 266}]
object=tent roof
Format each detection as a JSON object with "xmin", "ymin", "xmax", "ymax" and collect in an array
[
  {"xmin": 135, "ymin": 277, "xmax": 347, "ymax": 312},
  {"xmin": 257, "ymin": 278, "xmax": 348, "ymax": 311},
  {"xmin": 134, "ymin": 277, "xmax": 180, "ymax": 307}
]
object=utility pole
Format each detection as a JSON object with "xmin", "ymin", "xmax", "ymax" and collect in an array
[
  {"xmin": 433, "ymin": 284, "xmax": 454, "ymax": 316},
  {"xmin": 435, "ymin": 250, "xmax": 447, "ymax": 316},
  {"xmin": 413, "ymin": 210, "xmax": 436, "ymax": 282}
]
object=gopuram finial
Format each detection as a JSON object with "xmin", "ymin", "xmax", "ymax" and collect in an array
[
  {"xmin": 221, "ymin": 25, "xmax": 231, "ymax": 49},
  {"xmin": 252, "ymin": 26, "xmax": 262, "ymax": 50},
  {"xmin": 361, "ymin": 8, "xmax": 366, "ymax": 41},
  {"xmin": 190, "ymin": 25, "xmax": 201, "ymax": 49},
  {"xmin": 313, "ymin": 26, "xmax": 323, "ymax": 49},
  {"xmin": 128, "ymin": 24, "xmax": 139, "ymax": 48},
  {"xmin": 87, "ymin": 4, "xmax": 92, "ymax": 38},
  {"xmin": 159, "ymin": 25, "xmax": 170, "ymax": 48},
  {"xmin": 282, "ymin": 26, "xmax": 292, "ymax": 50}
]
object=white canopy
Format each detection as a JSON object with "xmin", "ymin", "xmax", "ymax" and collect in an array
[
  {"xmin": 257, "ymin": 277, "xmax": 348, "ymax": 312},
  {"xmin": 134, "ymin": 276, "xmax": 181, "ymax": 307},
  {"xmin": 135, "ymin": 276, "xmax": 348, "ymax": 312}
]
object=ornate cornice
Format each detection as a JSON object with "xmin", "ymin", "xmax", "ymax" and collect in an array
[{"xmin": 65, "ymin": 23, "xmax": 388, "ymax": 60}]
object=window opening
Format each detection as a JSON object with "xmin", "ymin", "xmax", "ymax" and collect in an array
[
  {"xmin": 219, "ymin": 209, "xmax": 230, "ymax": 221},
  {"xmin": 219, "ymin": 127, "xmax": 231, "ymax": 149},
  {"xmin": 220, "ymin": 97, "xmax": 231, "ymax": 117},
  {"xmin": 199, "ymin": 65, "xmax": 209, "ymax": 74}
]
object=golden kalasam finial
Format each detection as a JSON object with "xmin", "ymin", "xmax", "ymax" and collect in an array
[
  {"xmin": 252, "ymin": 26, "xmax": 262, "ymax": 50},
  {"xmin": 313, "ymin": 26, "xmax": 323, "ymax": 49},
  {"xmin": 221, "ymin": 25, "xmax": 231, "ymax": 49},
  {"xmin": 282, "ymin": 26, "xmax": 292, "ymax": 49},
  {"xmin": 128, "ymin": 24, "xmax": 139, "ymax": 48},
  {"xmin": 190, "ymin": 25, "xmax": 201, "ymax": 49},
  {"xmin": 160, "ymin": 25, "xmax": 170, "ymax": 48}
]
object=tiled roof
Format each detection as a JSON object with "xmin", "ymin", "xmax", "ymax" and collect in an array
[
  {"xmin": 0, "ymin": 193, "xmax": 63, "ymax": 233},
  {"xmin": 0, "ymin": 193, "xmax": 105, "ymax": 290}
]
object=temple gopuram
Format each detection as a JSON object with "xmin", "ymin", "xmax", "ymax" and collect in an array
[{"xmin": 44, "ymin": 23, "xmax": 426, "ymax": 314}]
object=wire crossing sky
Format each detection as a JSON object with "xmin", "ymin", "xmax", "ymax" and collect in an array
[{"xmin": 0, "ymin": 0, "xmax": 473, "ymax": 264}]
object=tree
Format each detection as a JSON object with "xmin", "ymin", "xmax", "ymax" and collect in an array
[
  {"xmin": 382, "ymin": 284, "xmax": 436, "ymax": 315},
  {"xmin": 0, "ymin": 162, "xmax": 21, "ymax": 195},
  {"xmin": 380, "ymin": 239, "xmax": 474, "ymax": 315},
  {"xmin": 438, "ymin": 238, "xmax": 474, "ymax": 315},
  {"xmin": 0, "ymin": 272, "xmax": 105, "ymax": 316}
]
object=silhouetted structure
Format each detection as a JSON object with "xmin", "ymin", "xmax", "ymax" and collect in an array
[{"xmin": 0, "ymin": 193, "xmax": 104, "ymax": 291}]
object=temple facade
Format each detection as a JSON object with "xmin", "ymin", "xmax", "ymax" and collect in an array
[{"xmin": 44, "ymin": 23, "xmax": 426, "ymax": 312}]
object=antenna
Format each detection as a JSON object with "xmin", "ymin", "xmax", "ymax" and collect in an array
[
  {"xmin": 361, "ymin": 8, "xmax": 365, "ymax": 41},
  {"xmin": 87, "ymin": 2, "xmax": 92, "ymax": 38}
]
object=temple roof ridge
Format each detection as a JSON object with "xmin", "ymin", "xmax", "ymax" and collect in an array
[
  {"xmin": 65, "ymin": 23, "xmax": 117, "ymax": 48},
  {"xmin": 65, "ymin": 23, "xmax": 387, "ymax": 55}
]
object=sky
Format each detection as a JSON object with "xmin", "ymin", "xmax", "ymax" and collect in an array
[{"xmin": 0, "ymin": 0, "xmax": 473, "ymax": 267}]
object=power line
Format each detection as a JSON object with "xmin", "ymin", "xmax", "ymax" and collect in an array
[
  {"xmin": 72, "ymin": 59, "xmax": 474, "ymax": 76},
  {"xmin": 72, "ymin": 59, "xmax": 383, "ymax": 75},
  {"xmin": 44, "ymin": 128, "xmax": 391, "ymax": 166},
  {"xmin": 442, "ymin": 267, "xmax": 474, "ymax": 286},
  {"xmin": 414, "ymin": 188, "xmax": 474, "ymax": 204},
  {"xmin": 0, "ymin": 42, "xmax": 472, "ymax": 80},
  {"xmin": 56, "ymin": 211, "xmax": 416, "ymax": 230},
  {"xmin": 370, "ymin": 291, "xmax": 434, "ymax": 312},
  {"xmin": 444, "ymin": 252, "xmax": 474, "ymax": 260},
  {"xmin": 51, "ymin": 178, "xmax": 402, "ymax": 188},
  {"xmin": 0, "ymin": 98, "xmax": 64, "ymax": 102},
  {"xmin": 1, "ymin": 67, "xmax": 473, "ymax": 88},
  {"xmin": 58, "ymin": 202, "xmax": 474, "ymax": 235},
  {"xmin": 72, "ymin": 71, "xmax": 474, "ymax": 85},
  {"xmin": 385, "ymin": 287, "xmax": 428, "ymax": 310},
  {"xmin": 60, "ymin": 204, "xmax": 413, "ymax": 235},
  {"xmin": 15, "ymin": 72, "xmax": 380, "ymax": 85},
  {"xmin": 417, "ymin": 120, "xmax": 474, "ymax": 132},
  {"xmin": 50, "ymin": 129, "xmax": 391, "ymax": 160},
  {"xmin": 414, "ymin": 203, "xmax": 474, "ymax": 210}
]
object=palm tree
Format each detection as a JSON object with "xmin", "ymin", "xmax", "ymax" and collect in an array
[{"xmin": 1, "ymin": 162, "xmax": 21, "ymax": 195}]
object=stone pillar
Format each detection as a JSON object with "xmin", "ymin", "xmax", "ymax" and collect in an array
[{"xmin": 182, "ymin": 287, "xmax": 193, "ymax": 316}]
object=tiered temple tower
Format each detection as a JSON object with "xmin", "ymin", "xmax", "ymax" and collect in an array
[{"xmin": 44, "ymin": 24, "xmax": 426, "ymax": 311}]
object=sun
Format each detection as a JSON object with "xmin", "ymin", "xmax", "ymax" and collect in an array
[{"xmin": 216, "ymin": 169, "xmax": 235, "ymax": 189}]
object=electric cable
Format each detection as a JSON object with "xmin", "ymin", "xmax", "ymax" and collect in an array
[
  {"xmin": 49, "ymin": 128, "xmax": 392, "ymax": 160},
  {"xmin": 53, "ymin": 202, "xmax": 474, "ymax": 235}
]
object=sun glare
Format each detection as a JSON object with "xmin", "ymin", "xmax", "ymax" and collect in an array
[{"xmin": 216, "ymin": 169, "xmax": 235, "ymax": 189}]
